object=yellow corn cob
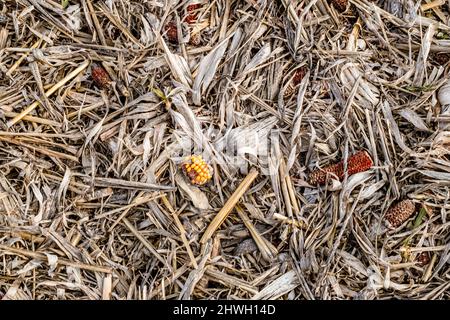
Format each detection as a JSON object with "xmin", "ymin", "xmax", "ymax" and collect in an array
[{"xmin": 182, "ymin": 155, "xmax": 212, "ymax": 185}]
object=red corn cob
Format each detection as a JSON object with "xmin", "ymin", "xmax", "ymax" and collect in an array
[
  {"xmin": 185, "ymin": 3, "xmax": 202, "ymax": 24},
  {"xmin": 185, "ymin": 3, "xmax": 203, "ymax": 46},
  {"xmin": 308, "ymin": 150, "xmax": 373, "ymax": 185},
  {"xmin": 385, "ymin": 200, "xmax": 416, "ymax": 228},
  {"xmin": 292, "ymin": 67, "xmax": 307, "ymax": 86},
  {"xmin": 91, "ymin": 65, "xmax": 111, "ymax": 89},
  {"xmin": 165, "ymin": 21, "xmax": 178, "ymax": 44},
  {"xmin": 284, "ymin": 67, "xmax": 307, "ymax": 97}
]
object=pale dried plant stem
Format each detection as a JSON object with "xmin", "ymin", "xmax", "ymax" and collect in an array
[
  {"xmin": 3, "ymin": 111, "xmax": 61, "ymax": 127},
  {"xmin": 0, "ymin": 136, "xmax": 79, "ymax": 162},
  {"xmin": 7, "ymin": 60, "xmax": 90, "ymax": 127},
  {"xmin": 205, "ymin": 267, "xmax": 259, "ymax": 294},
  {"xmin": 0, "ymin": 244, "xmax": 112, "ymax": 273},
  {"xmin": 279, "ymin": 158, "xmax": 293, "ymax": 218},
  {"xmin": 5, "ymin": 39, "xmax": 41, "ymax": 77},
  {"xmin": 94, "ymin": 193, "xmax": 163, "ymax": 221},
  {"xmin": 67, "ymin": 101, "xmax": 105, "ymax": 119},
  {"xmin": 161, "ymin": 195, "xmax": 198, "ymax": 269},
  {"xmin": 122, "ymin": 217, "xmax": 171, "ymax": 271},
  {"xmin": 102, "ymin": 274, "xmax": 112, "ymax": 300},
  {"xmin": 107, "ymin": 197, "xmax": 146, "ymax": 231},
  {"xmin": 148, "ymin": 264, "xmax": 190, "ymax": 299},
  {"xmin": 421, "ymin": 0, "xmax": 446, "ymax": 11},
  {"xmin": 285, "ymin": 173, "xmax": 300, "ymax": 215},
  {"xmin": 10, "ymin": 232, "xmax": 45, "ymax": 244},
  {"xmin": 273, "ymin": 213, "xmax": 305, "ymax": 229},
  {"xmin": 200, "ymin": 168, "xmax": 259, "ymax": 244},
  {"xmin": 236, "ymin": 205, "xmax": 278, "ymax": 261},
  {"xmin": 422, "ymin": 253, "xmax": 438, "ymax": 283},
  {"xmin": 406, "ymin": 245, "xmax": 448, "ymax": 252},
  {"xmin": 86, "ymin": 0, "xmax": 107, "ymax": 46}
]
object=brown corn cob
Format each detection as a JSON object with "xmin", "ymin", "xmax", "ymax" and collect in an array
[
  {"xmin": 434, "ymin": 52, "xmax": 450, "ymax": 65},
  {"xmin": 416, "ymin": 252, "xmax": 430, "ymax": 267},
  {"xmin": 182, "ymin": 155, "xmax": 212, "ymax": 185},
  {"xmin": 91, "ymin": 65, "xmax": 111, "ymax": 89},
  {"xmin": 330, "ymin": 0, "xmax": 348, "ymax": 12},
  {"xmin": 284, "ymin": 67, "xmax": 307, "ymax": 97},
  {"xmin": 308, "ymin": 150, "xmax": 373, "ymax": 185},
  {"xmin": 385, "ymin": 200, "xmax": 416, "ymax": 228},
  {"xmin": 165, "ymin": 21, "xmax": 178, "ymax": 44},
  {"xmin": 189, "ymin": 33, "xmax": 201, "ymax": 46}
]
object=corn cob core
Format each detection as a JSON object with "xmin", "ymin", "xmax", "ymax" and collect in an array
[
  {"xmin": 385, "ymin": 200, "xmax": 416, "ymax": 228},
  {"xmin": 91, "ymin": 65, "xmax": 111, "ymax": 89},
  {"xmin": 434, "ymin": 52, "xmax": 450, "ymax": 65},
  {"xmin": 308, "ymin": 150, "xmax": 373, "ymax": 185},
  {"xmin": 331, "ymin": 0, "xmax": 348, "ymax": 12},
  {"xmin": 182, "ymin": 155, "xmax": 212, "ymax": 185}
]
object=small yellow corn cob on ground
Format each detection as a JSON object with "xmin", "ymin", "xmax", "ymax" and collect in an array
[{"xmin": 182, "ymin": 155, "xmax": 212, "ymax": 185}]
